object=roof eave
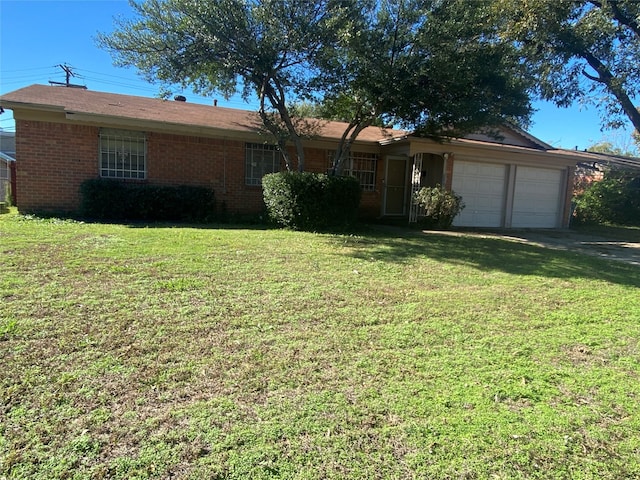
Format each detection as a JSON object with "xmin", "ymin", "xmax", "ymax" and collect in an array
[
  {"xmin": 62, "ymin": 111, "xmax": 264, "ymax": 141},
  {"xmin": 405, "ymin": 135, "xmax": 581, "ymax": 165},
  {"xmin": 0, "ymin": 99, "xmax": 66, "ymax": 115}
]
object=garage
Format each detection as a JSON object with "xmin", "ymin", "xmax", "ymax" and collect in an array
[
  {"xmin": 512, "ymin": 166, "xmax": 565, "ymax": 228},
  {"xmin": 452, "ymin": 161, "xmax": 506, "ymax": 227}
]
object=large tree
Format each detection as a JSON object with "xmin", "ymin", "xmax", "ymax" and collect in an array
[
  {"xmin": 495, "ymin": 0, "xmax": 640, "ymax": 132},
  {"xmin": 98, "ymin": 0, "xmax": 353, "ymax": 172},
  {"xmin": 99, "ymin": 0, "xmax": 533, "ymax": 174},
  {"xmin": 320, "ymin": 0, "xmax": 534, "ymax": 173}
]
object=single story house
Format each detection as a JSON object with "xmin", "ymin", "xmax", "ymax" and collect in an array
[{"xmin": 0, "ymin": 84, "xmax": 592, "ymax": 228}]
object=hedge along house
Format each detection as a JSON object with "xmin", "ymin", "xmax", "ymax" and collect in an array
[{"xmin": 1, "ymin": 84, "xmax": 584, "ymax": 228}]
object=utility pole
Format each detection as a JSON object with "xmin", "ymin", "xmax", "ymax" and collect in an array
[{"xmin": 49, "ymin": 64, "xmax": 87, "ymax": 89}]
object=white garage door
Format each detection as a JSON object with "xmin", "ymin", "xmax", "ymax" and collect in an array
[
  {"xmin": 452, "ymin": 161, "xmax": 506, "ymax": 227},
  {"xmin": 512, "ymin": 166, "xmax": 564, "ymax": 228}
]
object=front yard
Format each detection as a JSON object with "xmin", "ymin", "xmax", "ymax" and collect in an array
[{"xmin": 1, "ymin": 213, "xmax": 639, "ymax": 479}]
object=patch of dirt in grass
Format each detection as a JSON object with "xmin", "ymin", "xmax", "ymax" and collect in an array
[
  {"xmin": 557, "ymin": 340, "xmax": 640, "ymax": 371},
  {"xmin": 562, "ymin": 344, "xmax": 599, "ymax": 366}
]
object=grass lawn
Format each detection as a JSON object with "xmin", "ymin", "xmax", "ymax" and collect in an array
[{"xmin": 1, "ymin": 211, "xmax": 639, "ymax": 479}]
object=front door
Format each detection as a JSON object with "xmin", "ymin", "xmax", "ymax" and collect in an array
[{"xmin": 384, "ymin": 157, "xmax": 408, "ymax": 215}]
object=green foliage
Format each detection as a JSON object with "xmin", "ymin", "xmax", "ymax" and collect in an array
[
  {"xmin": 587, "ymin": 140, "xmax": 637, "ymax": 157},
  {"xmin": 2, "ymin": 183, "xmax": 12, "ymax": 207},
  {"xmin": 262, "ymin": 172, "xmax": 361, "ymax": 231},
  {"xmin": 98, "ymin": 0, "xmax": 354, "ymax": 171},
  {"xmin": 495, "ymin": 0, "xmax": 640, "ymax": 131},
  {"xmin": 574, "ymin": 170, "xmax": 640, "ymax": 225},
  {"xmin": 413, "ymin": 185, "xmax": 465, "ymax": 229},
  {"xmin": 100, "ymin": 0, "xmax": 532, "ymax": 173},
  {"xmin": 80, "ymin": 178, "xmax": 216, "ymax": 222},
  {"xmin": 321, "ymin": 0, "xmax": 533, "ymax": 171}
]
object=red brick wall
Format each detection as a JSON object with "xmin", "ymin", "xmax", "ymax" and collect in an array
[
  {"xmin": 13, "ymin": 121, "xmax": 269, "ymax": 215},
  {"xmin": 15, "ymin": 120, "xmax": 98, "ymax": 213},
  {"xmin": 146, "ymin": 133, "xmax": 265, "ymax": 215},
  {"xmin": 14, "ymin": 120, "xmax": 383, "ymax": 218}
]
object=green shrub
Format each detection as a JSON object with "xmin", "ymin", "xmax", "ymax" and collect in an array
[
  {"xmin": 80, "ymin": 179, "xmax": 216, "ymax": 222},
  {"xmin": 262, "ymin": 172, "xmax": 361, "ymax": 231},
  {"xmin": 574, "ymin": 171, "xmax": 640, "ymax": 226},
  {"xmin": 2, "ymin": 182, "xmax": 12, "ymax": 207},
  {"xmin": 413, "ymin": 185, "xmax": 465, "ymax": 229}
]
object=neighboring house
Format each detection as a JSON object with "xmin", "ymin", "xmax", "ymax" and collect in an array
[
  {"xmin": 0, "ymin": 152, "xmax": 15, "ymax": 204},
  {"xmin": 577, "ymin": 150, "xmax": 640, "ymax": 176},
  {"xmin": 0, "ymin": 129, "xmax": 16, "ymax": 204},
  {"xmin": 0, "ymin": 130, "xmax": 16, "ymax": 157},
  {"xmin": 572, "ymin": 150, "xmax": 640, "ymax": 195},
  {"xmin": 0, "ymin": 84, "xmax": 593, "ymax": 228}
]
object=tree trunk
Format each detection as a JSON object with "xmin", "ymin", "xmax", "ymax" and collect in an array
[
  {"xmin": 258, "ymin": 77, "xmax": 306, "ymax": 171},
  {"xmin": 331, "ymin": 120, "xmax": 370, "ymax": 175},
  {"xmin": 581, "ymin": 50, "xmax": 640, "ymax": 132},
  {"xmin": 268, "ymin": 80, "xmax": 306, "ymax": 171}
]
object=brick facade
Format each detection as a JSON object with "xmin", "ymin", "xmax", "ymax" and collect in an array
[
  {"xmin": 2, "ymin": 86, "xmax": 582, "ymax": 227},
  {"xmin": 146, "ymin": 132, "xmax": 264, "ymax": 215},
  {"xmin": 16, "ymin": 120, "xmax": 98, "ymax": 213},
  {"xmin": 14, "ymin": 119, "xmax": 385, "ymax": 218}
]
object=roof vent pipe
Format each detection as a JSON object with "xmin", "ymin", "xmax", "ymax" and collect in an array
[{"xmin": 174, "ymin": 95, "xmax": 186, "ymax": 102}]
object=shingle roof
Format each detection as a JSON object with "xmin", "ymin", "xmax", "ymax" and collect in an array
[
  {"xmin": 0, "ymin": 84, "xmax": 402, "ymax": 143},
  {"xmin": 560, "ymin": 148, "xmax": 640, "ymax": 170}
]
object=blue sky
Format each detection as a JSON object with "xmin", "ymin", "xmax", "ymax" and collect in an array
[{"xmin": 0, "ymin": 0, "xmax": 635, "ymax": 151}]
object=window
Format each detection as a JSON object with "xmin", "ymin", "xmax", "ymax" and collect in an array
[
  {"xmin": 329, "ymin": 151, "xmax": 378, "ymax": 191},
  {"xmin": 99, "ymin": 129, "xmax": 146, "ymax": 179},
  {"xmin": 245, "ymin": 143, "xmax": 280, "ymax": 185}
]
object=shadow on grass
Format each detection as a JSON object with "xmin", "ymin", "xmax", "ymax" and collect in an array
[
  {"xmin": 14, "ymin": 212, "xmax": 639, "ymax": 287},
  {"xmin": 341, "ymin": 227, "xmax": 640, "ymax": 288},
  {"xmin": 571, "ymin": 223, "xmax": 640, "ymax": 243}
]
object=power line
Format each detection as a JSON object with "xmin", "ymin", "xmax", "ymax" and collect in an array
[
  {"xmin": 49, "ymin": 64, "xmax": 87, "ymax": 89},
  {"xmin": 1, "ymin": 66, "xmax": 57, "ymax": 73},
  {"xmin": 2, "ymin": 64, "xmax": 258, "ymax": 110},
  {"xmin": 70, "ymin": 67, "xmax": 256, "ymax": 108}
]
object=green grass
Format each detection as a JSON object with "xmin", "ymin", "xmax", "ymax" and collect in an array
[{"xmin": 1, "ymin": 212, "xmax": 639, "ymax": 479}]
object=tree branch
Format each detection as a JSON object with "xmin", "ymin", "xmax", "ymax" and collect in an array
[
  {"xmin": 589, "ymin": 0, "xmax": 640, "ymax": 38},
  {"xmin": 581, "ymin": 49, "xmax": 640, "ymax": 131}
]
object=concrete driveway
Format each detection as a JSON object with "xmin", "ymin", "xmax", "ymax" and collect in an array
[
  {"xmin": 488, "ymin": 230, "xmax": 639, "ymax": 266},
  {"xmin": 433, "ymin": 229, "xmax": 640, "ymax": 267}
]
